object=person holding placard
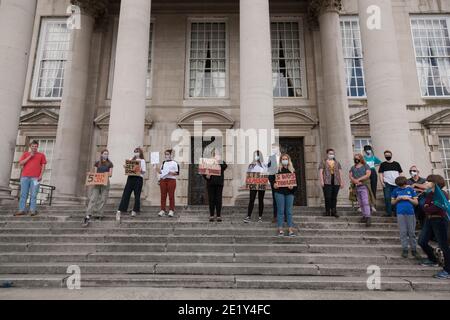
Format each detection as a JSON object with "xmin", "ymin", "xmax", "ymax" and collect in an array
[
  {"xmin": 83, "ymin": 149, "xmax": 113, "ymax": 227},
  {"xmin": 155, "ymin": 149, "xmax": 179, "ymax": 217},
  {"xmin": 202, "ymin": 150, "xmax": 227, "ymax": 222},
  {"xmin": 116, "ymin": 147, "xmax": 146, "ymax": 221},
  {"xmin": 273, "ymin": 154, "xmax": 298, "ymax": 237},
  {"xmin": 244, "ymin": 150, "xmax": 267, "ymax": 223}
]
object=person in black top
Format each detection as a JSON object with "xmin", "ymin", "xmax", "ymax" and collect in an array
[
  {"xmin": 378, "ymin": 150, "xmax": 403, "ymax": 217},
  {"xmin": 202, "ymin": 151, "xmax": 228, "ymax": 222}
]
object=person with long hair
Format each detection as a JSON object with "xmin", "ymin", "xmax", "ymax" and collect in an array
[
  {"xmin": 155, "ymin": 149, "xmax": 179, "ymax": 217},
  {"xmin": 349, "ymin": 153, "xmax": 373, "ymax": 227},
  {"xmin": 319, "ymin": 148, "xmax": 344, "ymax": 217},
  {"xmin": 244, "ymin": 150, "xmax": 267, "ymax": 223},
  {"xmin": 116, "ymin": 147, "xmax": 146, "ymax": 221},
  {"xmin": 203, "ymin": 150, "xmax": 227, "ymax": 222},
  {"xmin": 273, "ymin": 154, "xmax": 297, "ymax": 237},
  {"xmin": 83, "ymin": 149, "xmax": 113, "ymax": 227}
]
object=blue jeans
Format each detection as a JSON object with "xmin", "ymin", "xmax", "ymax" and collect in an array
[
  {"xmin": 383, "ymin": 184, "xmax": 396, "ymax": 215},
  {"xmin": 274, "ymin": 192, "xmax": 294, "ymax": 228},
  {"xmin": 19, "ymin": 177, "xmax": 40, "ymax": 213}
]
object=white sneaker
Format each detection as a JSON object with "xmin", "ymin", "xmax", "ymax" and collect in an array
[
  {"xmin": 158, "ymin": 210, "xmax": 166, "ymax": 217},
  {"xmin": 116, "ymin": 211, "xmax": 121, "ymax": 222},
  {"xmin": 131, "ymin": 211, "xmax": 137, "ymax": 217},
  {"xmin": 371, "ymin": 206, "xmax": 377, "ymax": 212},
  {"xmin": 357, "ymin": 207, "xmax": 362, "ymax": 213},
  {"xmin": 168, "ymin": 210, "xmax": 174, "ymax": 217}
]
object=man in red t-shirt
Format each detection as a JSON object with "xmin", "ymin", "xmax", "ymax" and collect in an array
[{"xmin": 16, "ymin": 141, "xmax": 47, "ymax": 216}]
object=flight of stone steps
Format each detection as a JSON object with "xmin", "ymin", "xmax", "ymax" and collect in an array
[{"xmin": 0, "ymin": 205, "xmax": 448, "ymax": 291}]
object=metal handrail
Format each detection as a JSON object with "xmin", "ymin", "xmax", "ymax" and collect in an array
[{"xmin": 9, "ymin": 179, "xmax": 56, "ymax": 206}]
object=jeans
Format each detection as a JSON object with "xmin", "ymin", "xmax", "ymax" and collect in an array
[
  {"xmin": 86, "ymin": 183, "xmax": 110, "ymax": 216},
  {"xmin": 118, "ymin": 176, "xmax": 143, "ymax": 213},
  {"xmin": 322, "ymin": 184, "xmax": 340, "ymax": 213},
  {"xmin": 248, "ymin": 190, "xmax": 265, "ymax": 217},
  {"xmin": 207, "ymin": 184, "xmax": 223, "ymax": 217},
  {"xmin": 397, "ymin": 214, "xmax": 417, "ymax": 251},
  {"xmin": 383, "ymin": 184, "xmax": 397, "ymax": 215},
  {"xmin": 370, "ymin": 168, "xmax": 378, "ymax": 199},
  {"xmin": 19, "ymin": 177, "xmax": 40, "ymax": 213},
  {"xmin": 274, "ymin": 192, "xmax": 294, "ymax": 228},
  {"xmin": 418, "ymin": 217, "xmax": 450, "ymax": 273},
  {"xmin": 356, "ymin": 185, "xmax": 371, "ymax": 218}
]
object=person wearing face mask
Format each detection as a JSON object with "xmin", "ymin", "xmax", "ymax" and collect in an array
[
  {"xmin": 244, "ymin": 150, "xmax": 267, "ymax": 223},
  {"xmin": 363, "ymin": 145, "xmax": 382, "ymax": 211},
  {"xmin": 407, "ymin": 166, "xmax": 427, "ymax": 227},
  {"xmin": 273, "ymin": 154, "xmax": 298, "ymax": 237},
  {"xmin": 202, "ymin": 150, "xmax": 227, "ymax": 222},
  {"xmin": 378, "ymin": 150, "xmax": 403, "ymax": 217},
  {"xmin": 349, "ymin": 154, "xmax": 373, "ymax": 227},
  {"xmin": 83, "ymin": 150, "xmax": 114, "ymax": 227},
  {"xmin": 116, "ymin": 147, "xmax": 147, "ymax": 221},
  {"xmin": 155, "ymin": 149, "xmax": 180, "ymax": 218},
  {"xmin": 418, "ymin": 174, "xmax": 450, "ymax": 280},
  {"xmin": 319, "ymin": 148, "xmax": 344, "ymax": 217},
  {"xmin": 267, "ymin": 144, "xmax": 281, "ymax": 223}
]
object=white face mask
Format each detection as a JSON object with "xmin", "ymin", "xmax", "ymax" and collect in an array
[
  {"xmin": 281, "ymin": 160, "xmax": 289, "ymax": 166},
  {"xmin": 327, "ymin": 154, "xmax": 335, "ymax": 160},
  {"xmin": 134, "ymin": 152, "xmax": 140, "ymax": 158},
  {"xmin": 101, "ymin": 154, "xmax": 108, "ymax": 160},
  {"xmin": 410, "ymin": 171, "xmax": 418, "ymax": 177},
  {"xmin": 255, "ymin": 156, "xmax": 260, "ymax": 161}
]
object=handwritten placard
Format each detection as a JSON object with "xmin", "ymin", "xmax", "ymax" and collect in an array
[
  {"xmin": 85, "ymin": 172, "xmax": 109, "ymax": 186},
  {"xmin": 198, "ymin": 158, "xmax": 221, "ymax": 176},
  {"xmin": 245, "ymin": 172, "xmax": 269, "ymax": 190},
  {"xmin": 150, "ymin": 152, "xmax": 159, "ymax": 165},
  {"xmin": 275, "ymin": 173, "xmax": 297, "ymax": 188},
  {"xmin": 124, "ymin": 160, "xmax": 141, "ymax": 176}
]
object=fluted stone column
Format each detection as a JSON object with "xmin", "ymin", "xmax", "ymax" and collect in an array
[
  {"xmin": 107, "ymin": 0, "xmax": 151, "ymax": 186},
  {"xmin": 0, "ymin": 0, "xmax": 37, "ymax": 203},
  {"xmin": 358, "ymin": 0, "xmax": 412, "ymax": 168},
  {"xmin": 312, "ymin": 0, "xmax": 354, "ymax": 193},
  {"xmin": 51, "ymin": 1, "xmax": 104, "ymax": 204}
]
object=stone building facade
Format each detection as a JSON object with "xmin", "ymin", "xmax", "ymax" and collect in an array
[{"xmin": 0, "ymin": 0, "xmax": 449, "ymax": 207}]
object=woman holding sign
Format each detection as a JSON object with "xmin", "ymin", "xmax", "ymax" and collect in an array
[
  {"xmin": 83, "ymin": 150, "xmax": 114, "ymax": 227},
  {"xmin": 202, "ymin": 151, "xmax": 227, "ymax": 222},
  {"xmin": 244, "ymin": 150, "xmax": 267, "ymax": 223},
  {"xmin": 273, "ymin": 154, "xmax": 298, "ymax": 237},
  {"xmin": 116, "ymin": 147, "xmax": 146, "ymax": 221}
]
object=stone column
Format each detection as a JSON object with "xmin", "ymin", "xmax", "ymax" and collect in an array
[
  {"xmin": 107, "ymin": 0, "xmax": 151, "ymax": 186},
  {"xmin": 311, "ymin": 0, "xmax": 354, "ymax": 192},
  {"xmin": 0, "ymin": 0, "xmax": 37, "ymax": 203},
  {"xmin": 51, "ymin": 1, "xmax": 104, "ymax": 203},
  {"xmin": 358, "ymin": 0, "xmax": 412, "ymax": 168}
]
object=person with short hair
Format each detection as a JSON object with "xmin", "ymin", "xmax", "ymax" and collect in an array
[
  {"xmin": 379, "ymin": 150, "xmax": 403, "ymax": 217},
  {"xmin": 16, "ymin": 140, "xmax": 47, "ymax": 217},
  {"xmin": 319, "ymin": 148, "xmax": 344, "ymax": 218},
  {"xmin": 406, "ymin": 165, "xmax": 427, "ymax": 227},
  {"xmin": 349, "ymin": 154, "xmax": 373, "ymax": 227},
  {"xmin": 391, "ymin": 176, "xmax": 420, "ymax": 259},
  {"xmin": 155, "ymin": 149, "xmax": 179, "ymax": 218}
]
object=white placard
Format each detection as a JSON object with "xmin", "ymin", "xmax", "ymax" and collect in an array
[{"xmin": 150, "ymin": 152, "xmax": 160, "ymax": 165}]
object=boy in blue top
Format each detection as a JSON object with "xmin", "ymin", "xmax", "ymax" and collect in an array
[{"xmin": 391, "ymin": 176, "xmax": 420, "ymax": 259}]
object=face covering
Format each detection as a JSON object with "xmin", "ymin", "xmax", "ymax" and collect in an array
[
  {"xmin": 165, "ymin": 155, "xmax": 171, "ymax": 160},
  {"xmin": 354, "ymin": 159, "xmax": 360, "ymax": 164},
  {"xmin": 410, "ymin": 171, "xmax": 418, "ymax": 177},
  {"xmin": 255, "ymin": 156, "xmax": 260, "ymax": 161},
  {"xmin": 365, "ymin": 150, "xmax": 372, "ymax": 155},
  {"xmin": 281, "ymin": 160, "xmax": 289, "ymax": 166},
  {"xmin": 101, "ymin": 155, "xmax": 108, "ymax": 160},
  {"xmin": 134, "ymin": 152, "xmax": 140, "ymax": 158},
  {"xmin": 385, "ymin": 156, "xmax": 392, "ymax": 161},
  {"xmin": 327, "ymin": 154, "xmax": 335, "ymax": 160}
]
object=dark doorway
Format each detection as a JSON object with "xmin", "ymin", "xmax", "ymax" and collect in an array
[{"xmin": 279, "ymin": 137, "xmax": 307, "ymax": 206}]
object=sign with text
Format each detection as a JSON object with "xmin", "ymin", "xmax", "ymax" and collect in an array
[
  {"xmin": 124, "ymin": 160, "xmax": 141, "ymax": 176},
  {"xmin": 245, "ymin": 172, "xmax": 269, "ymax": 190},
  {"xmin": 275, "ymin": 173, "xmax": 297, "ymax": 188},
  {"xmin": 198, "ymin": 158, "xmax": 221, "ymax": 176},
  {"xmin": 150, "ymin": 152, "xmax": 159, "ymax": 165},
  {"xmin": 85, "ymin": 172, "xmax": 109, "ymax": 186}
]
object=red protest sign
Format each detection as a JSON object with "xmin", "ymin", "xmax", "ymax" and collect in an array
[{"xmin": 245, "ymin": 172, "xmax": 269, "ymax": 190}]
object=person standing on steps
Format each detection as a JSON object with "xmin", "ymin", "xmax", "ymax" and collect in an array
[
  {"xmin": 267, "ymin": 144, "xmax": 281, "ymax": 224},
  {"xmin": 379, "ymin": 150, "xmax": 403, "ymax": 217},
  {"xmin": 155, "ymin": 149, "xmax": 179, "ymax": 218},
  {"xmin": 116, "ymin": 147, "xmax": 146, "ymax": 222},
  {"xmin": 349, "ymin": 154, "xmax": 373, "ymax": 227},
  {"xmin": 406, "ymin": 165, "xmax": 427, "ymax": 228},
  {"xmin": 319, "ymin": 148, "xmax": 344, "ymax": 218},
  {"xmin": 15, "ymin": 140, "xmax": 47, "ymax": 217},
  {"xmin": 273, "ymin": 154, "xmax": 297, "ymax": 237},
  {"xmin": 244, "ymin": 150, "xmax": 267, "ymax": 223},
  {"xmin": 83, "ymin": 149, "xmax": 113, "ymax": 227},
  {"xmin": 363, "ymin": 145, "xmax": 382, "ymax": 212},
  {"xmin": 202, "ymin": 150, "xmax": 227, "ymax": 222}
]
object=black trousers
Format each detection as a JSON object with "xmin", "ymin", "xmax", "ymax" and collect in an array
[
  {"xmin": 207, "ymin": 184, "xmax": 223, "ymax": 217},
  {"xmin": 323, "ymin": 184, "xmax": 340, "ymax": 213},
  {"xmin": 118, "ymin": 176, "xmax": 143, "ymax": 213},
  {"xmin": 418, "ymin": 217, "xmax": 450, "ymax": 273},
  {"xmin": 269, "ymin": 176, "xmax": 277, "ymax": 218},
  {"xmin": 370, "ymin": 168, "xmax": 378, "ymax": 199},
  {"xmin": 248, "ymin": 190, "xmax": 265, "ymax": 217}
]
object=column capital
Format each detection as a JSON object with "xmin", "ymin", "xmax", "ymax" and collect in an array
[
  {"xmin": 71, "ymin": 0, "xmax": 108, "ymax": 19},
  {"xmin": 307, "ymin": 0, "xmax": 342, "ymax": 29}
]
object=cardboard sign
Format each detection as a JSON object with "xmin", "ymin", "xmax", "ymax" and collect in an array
[
  {"xmin": 275, "ymin": 173, "xmax": 297, "ymax": 188},
  {"xmin": 245, "ymin": 172, "xmax": 269, "ymax": 190},
  {"xmin": 198, "ymin": 158, "xmax": 221, "ymax": 176},
  {"xmin": 125, "ymin": 160, "xmax": 141, "ymax": 176},
  {"xmin": 85, "ymin": 172, "xmax": 109, "ymax": 186},
  {"xmin": 150, "ymin": 152, "xmax": 160, "ymax": 165}
]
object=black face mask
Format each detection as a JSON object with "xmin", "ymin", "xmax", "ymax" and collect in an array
[
  {"xmin": 385, "ymin": 156, "xmax": 392, "ymax": 161},
  {"xmin": 354, "ymin": 159, "xmax": 360, "ymax": 164}
]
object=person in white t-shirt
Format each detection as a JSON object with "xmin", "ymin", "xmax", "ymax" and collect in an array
[
  {"xmin": 154, "ymin": 149, "xmax": 179, "ymax": 217},
  {"xmin": 244, "ymin": 150, "xmax": 268, "ymax": 223}
]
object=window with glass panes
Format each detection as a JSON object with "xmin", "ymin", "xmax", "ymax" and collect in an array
[
  {"xmin": 410, "ymin": 16, "xmax": 450, "ymax": 97},
  {"xmin": 271, "ymin": 21, "xmax": 304, "ymax": 97},
  {"xmin": 30, "ymin": 138, "xmax": 55, "ymax": 185},
  {"xmin": 340, "ymin": 17, "xmax": 366, "ymax": 98},
  {"xmin": 439, "ymin": 136, "xmax": 450, "ymax": 189},
  {"xmin": 188, "ymin": 22, "xmax": 227, "ymax": 98},
  {"xmin": 32, "ymin": 19, "xmax": 70, "ymax": 99},
  {"xmin": 353, "ymin": 137, "xmax": 372, "ymax": 155}
]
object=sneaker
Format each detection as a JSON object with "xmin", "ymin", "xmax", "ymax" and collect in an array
[
  {"xmin": 14, "ymin": 211, "xmax": 26, "ymax": 217},
  {"xmin": 278, "ymin": 230, "xmax": 284, "ymax": 237},
  {"xmin": 420, "ymin": 259, "xmax": 439, "ymax": 267},
  {"xmin": 243, "ymin": 216, "xmax": 251, "ymax": 223},
  {"xmin": 168, "ymin": 210, "xmax": 174, "ymax": 218},
  {"xmin": 209, "ymin": 216, "xmax": 215, "ymax": 222},
  {"xmin": 433, "ymin": 270, "xmax": 450, "ymax": 280},
  {"xmin": 216, "ymin": 217, "xmax": 222, "ymax": 222},
  {"xmin": 365, "ymin": 217, "xmax": 371, "ymax": 227},
  {"xmin": 288, "ymin": 231, "xmax": 296, "ymax": 237},
  {"xmin": 158, "ymin": 210, "xmax": 166, "ymax": 217},
  {"xmin": 258, "ymin": 217, "xmax": 263, "ymax": 223},
  {"xmin": 82, "ymin": 216, "xmax": 91, "ymax": 227},
  {"xmin": 401, "ymin": 250, "xmax": 408, "ymax": 258},
  {"xmin": 30, "ymin": 211, "xmax": 38, "ymax": 217},
  {"xmin": 357, "ymin": 207, "xmax": 362, "ymax": 213},
  {"xmin": 116, "ymin": 211, "xmax": 121, "ymax": 222},
  {"xmin": 371, "ymin": 206, "xmax": 377, "ymax": 213},
  {"xmin": 131, "ymin": 211, "xmax": 137, "ymax": 217}
]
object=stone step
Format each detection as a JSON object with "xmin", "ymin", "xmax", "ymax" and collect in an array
[{"xmin": 0, "ymin": 262, "xmax": 439, "ymax": 277}]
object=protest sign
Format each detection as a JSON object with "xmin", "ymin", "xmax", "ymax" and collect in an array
[
  {"xmin": 198, "ymin": 158, "xmax": 221, "ymax": 176},
  {"xmin": 85, "ymin": 172, "xmax": 109, "ymax": 186},
  {"xmin": 125, "ymin": 160, "xmax": 141, "ymax": 176},
  {"xmin": 275, "ymin": 173, "xmax": 297, "ymax": 188},
  {"xmin": 245, "ymin": 172, "xmax": 269, "ymax": 190}
]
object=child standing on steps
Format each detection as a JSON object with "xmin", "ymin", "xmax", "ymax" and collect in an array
[{"xmin": 391, "ymin": 176, "xmax": 420, "ymax": 259}]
